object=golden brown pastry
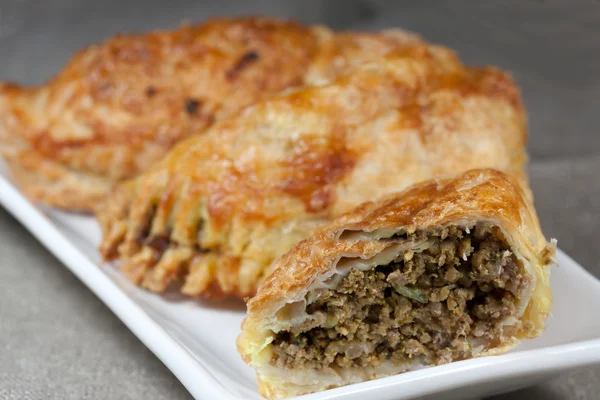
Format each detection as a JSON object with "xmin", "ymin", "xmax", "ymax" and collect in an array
[
  {"xmin": 0, "ymin": 16, "xmax": 423, "ymax": 211},
  {"xmin": 238, "ymin": 169, "xmax": 555, "ymax": 399},
  {"xmin": 97, "ymin": 47, "xmax": 527, "ymax": 299}
]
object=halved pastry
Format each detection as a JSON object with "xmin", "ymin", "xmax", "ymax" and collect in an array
[
  {"xmin": 238, "ymin": 169, "xmax": 555, "ymax": 399},
  {"xmin": 0, "ymin": 15, "xmax": 422, "ymax": 211},
  {"xmin": 97, "ymin": 48, "xmax": 527, "ymax": 299}
]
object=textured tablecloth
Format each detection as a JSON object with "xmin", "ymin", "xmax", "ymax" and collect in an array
[{"xmin": 1, "ymin": 1, "xmax": 599, "ymax": 399}]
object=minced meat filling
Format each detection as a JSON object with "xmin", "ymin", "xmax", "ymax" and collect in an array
[{"xmin": 271, "ymin": 224, "xmax": 531, "ymax": 370}]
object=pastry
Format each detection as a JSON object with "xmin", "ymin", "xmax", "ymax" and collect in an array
[
  {"xmin": 238, "ymin": 169, "xmax": 554, "ymax": 399},
  {"xmin": 97, "ymin": 49, "xmax": 527, "ymax": 299}
]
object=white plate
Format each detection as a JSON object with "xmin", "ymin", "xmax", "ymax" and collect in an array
[{"xmin": 1, "ymin": 165, "xmax": 600, "ymax": 400}]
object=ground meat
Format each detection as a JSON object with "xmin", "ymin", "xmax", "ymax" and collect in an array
[{"xmin": 271, "ymin": 224, "xmax": 529, "ymax": 370}]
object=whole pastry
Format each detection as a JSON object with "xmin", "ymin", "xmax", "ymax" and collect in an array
[{"xmin": 97, "ymin": 45, "xmax": 527, "ymax": 299}]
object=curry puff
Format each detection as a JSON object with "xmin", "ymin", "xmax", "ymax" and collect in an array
[
  {"xmin": 0, "ymin": 16, "xmax": 423, "ymax": 211},
  {"xmin": 97, "ymin": 47, "xmax": 527, "ymax": 299},
  {"xmin": 238, "ymin": 169, "xmax": 555, "ymax": 399}
]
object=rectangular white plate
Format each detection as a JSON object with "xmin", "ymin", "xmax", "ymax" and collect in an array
[{"xmin": 2, "ymin": 165, "xmax": 600, "ymax": 400}]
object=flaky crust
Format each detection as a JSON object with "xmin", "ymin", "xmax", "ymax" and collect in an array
[
  {"xmin": 238, "ymin": 169, "xmax": 554, "ymax": 399},
  {"xmin": 96, "ymin": 46, "xmax": 527, "ymax": 299},
  {"xmin": 0, "ymin": 17, "xmax": 423, "ymax": 211}
]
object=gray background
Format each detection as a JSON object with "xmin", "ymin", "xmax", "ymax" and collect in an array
[{"xmin": 1, "ymin": 1, "xmax": 599, "ymax": 399}]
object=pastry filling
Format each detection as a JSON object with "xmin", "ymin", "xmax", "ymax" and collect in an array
[{"xmin": 271, "ymin": 224, "xmax": 531, "ymax": 370}]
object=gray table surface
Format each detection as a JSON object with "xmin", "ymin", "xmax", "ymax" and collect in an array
[{"xmin": 1, "ymin": 1, "xmax": 599, "ymax": 399}]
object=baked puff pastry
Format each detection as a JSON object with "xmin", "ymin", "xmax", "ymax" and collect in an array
[
  {"xmin": 97, "ymin": 48, "xmax": 527, "ymax": 299},
  {"xmin": 0, "ymin": 16, "xmax": 422, "ymax": 211},
  {"xmin": 238, "ymin": 169, "xmax": 555, "ymax": 399}
]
